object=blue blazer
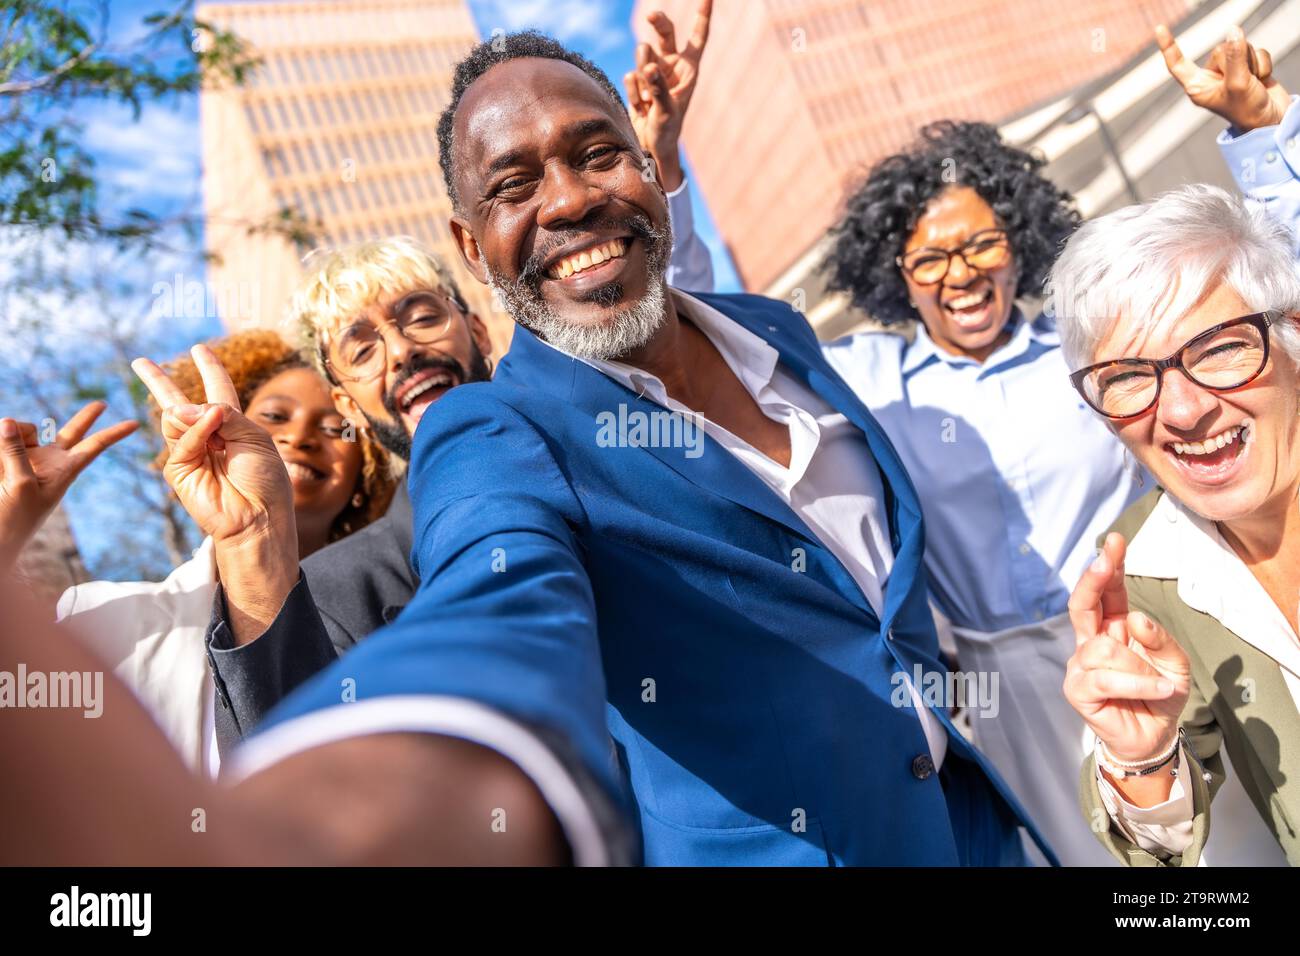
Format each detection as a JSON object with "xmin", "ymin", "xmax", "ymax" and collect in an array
[{"xmin": 261, "ymin": 292, "xmax": 1057, "ymax": 866}]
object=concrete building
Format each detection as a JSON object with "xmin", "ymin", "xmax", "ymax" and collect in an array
[
  {"xmin": 633, "ymin": 0, "xmax": 1298, "ymax": 337},
  {"xmin": 197, "ymin": 0, "xmax": 513, "ymax": 352}
]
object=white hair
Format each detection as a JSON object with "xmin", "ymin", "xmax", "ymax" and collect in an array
[{"xmin": 1046, "ymin": 184, "xmax": 1300, "ymax": 371}]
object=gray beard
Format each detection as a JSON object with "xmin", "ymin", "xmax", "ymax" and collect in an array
[
  {"xmin": 489, "ymin": 273, "xmax": 668, "ymax": 361},
  {"xmin": 486, "ymin": 217, "xmax": 673, "ymax": 362}
]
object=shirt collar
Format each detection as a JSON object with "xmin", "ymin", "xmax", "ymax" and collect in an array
[
  {"xmin": 900, "ymin": 306, "xmax": 1059, "ymax": 377},
  {"xmin": 533, "ymin": 288, "xmax": 781, "ymax": 402}
]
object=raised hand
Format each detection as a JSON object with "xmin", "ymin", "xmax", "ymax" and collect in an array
[
  {"xmin": 0, "ymin": 402, "xmax": 138, "ymax": 571},
  {"xmin": 132, "ymin": 345, "xmax": 299, "ymax": 644},
  {"xmin": 623, "ymin": 0, "xmax": 712, "ymax": 191},
  {"xmin": 1065, "ymin": 532, "xmax": 1192, "ymax": 775},
  {"xmin": 131, "ymin": 345, "xmax": 294, "ymax": 549},
  {"xmin": 1158, "ymin": 23, "xmax": 1291, "ymax": 133}
]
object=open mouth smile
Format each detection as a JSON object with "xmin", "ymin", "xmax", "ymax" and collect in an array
[
  {"xmin": 395, "ymin": 367, "xmax": 458, "ymax": 423},
  {"xmin": 1164, "ymin": 421, "xmax": 1252, "ymax": 485},
  {"xmin": 942, "ymin": 286, "xmax": 995, "ymax": 329},
  {"xmin": 544, "ymin": 237, "xmax": 631, "ymax": 284},
  {"xmin": 284, "ymin": 460, "xmax": 326, "ymax": 484}
]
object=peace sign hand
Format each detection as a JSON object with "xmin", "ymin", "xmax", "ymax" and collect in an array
[
  {"xmin": 1158, "ymin": 24, "xmax": 1291, "ymax": 133},
  {"xmin": 623, "ymin": 0, "xmax": 712, "ymax": 190},
  {"xmin": 0, "ymin": 402, "xmax": 139, "ymax": 570},
  {"xmin": 1064, "ymin": 532, "xmax": 1192, "ymax": 764},
  {"xmin": 131, "ymin": 345, "xmax": 294, "ymax": 551}
]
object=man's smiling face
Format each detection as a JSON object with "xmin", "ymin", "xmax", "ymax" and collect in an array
[{"xmin": 449, "ymin": 56, "xmax": 674, "ymax": 359}]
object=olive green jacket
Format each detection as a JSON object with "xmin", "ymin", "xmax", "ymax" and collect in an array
[{"xmin": 1079, "ymin": 489, "xmax": 1300, "ymax": 866}]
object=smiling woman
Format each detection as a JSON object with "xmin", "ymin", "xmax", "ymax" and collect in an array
[
  {"xmin": 1053, "ymin": 184, "xmax": 1300, "ymax": 867},
  {"xmin": 819, "ymin": 120, "xmax": 1140, "ymax": 866}
]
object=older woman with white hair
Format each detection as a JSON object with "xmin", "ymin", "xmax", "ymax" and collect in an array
[{"xmin": 1055, "ymin": 183, "xmax": 1300, "ymax": 866}]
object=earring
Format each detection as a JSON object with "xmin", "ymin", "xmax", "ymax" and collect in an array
[{"xmin": 351, "ymin": 492, "xmax": 365, "ymax": 508}]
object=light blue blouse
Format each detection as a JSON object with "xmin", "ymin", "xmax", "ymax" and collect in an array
[{"xmin": 822, "ymin": 312, "xmax": 1146, "ymax": 632}]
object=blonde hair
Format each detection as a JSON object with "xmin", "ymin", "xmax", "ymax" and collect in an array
[{"xmin": 286, "ymin": 236, "xmax": 468, "ymax": 378}]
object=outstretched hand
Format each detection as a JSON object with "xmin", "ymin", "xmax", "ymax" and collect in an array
[{"xmin": 0, "ymin": 402, "xmax": 138, "ymax": 571}]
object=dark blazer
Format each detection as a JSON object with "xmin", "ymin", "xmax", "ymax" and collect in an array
[{"xmin": 206, "ymin": 482, "xmax": 417, "ymax": 742}]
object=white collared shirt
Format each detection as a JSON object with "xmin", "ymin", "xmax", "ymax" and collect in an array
[
  {"xmin": 1096, "ymin": 492, "xmax": 1295, "ymax": 864},
  {"xmin": 56, "ymin": 537, "xmax": 221, "ymax": 777}
]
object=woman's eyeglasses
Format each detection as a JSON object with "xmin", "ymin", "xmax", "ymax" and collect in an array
[
  {"xmin": 896, "ymin": 229, "xmax": 1012, "ymax": 285},
  {"xmin": 1069, "ymin": 311, "xmax": 1277, "ymax": 420}
]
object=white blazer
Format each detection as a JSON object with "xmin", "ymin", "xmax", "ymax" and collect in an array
[{"xmin": 56, "ymin": 538, "xmax": 219, "ymax": 776}]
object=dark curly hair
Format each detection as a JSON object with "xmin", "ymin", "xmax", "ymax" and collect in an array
[
  {"xmin": 821, "ymin": 120, "xmax": 1080, "ymax": 325},
  {"xmin": 436, "ymin": 30, "xmax": 627, "ymax": 213}
]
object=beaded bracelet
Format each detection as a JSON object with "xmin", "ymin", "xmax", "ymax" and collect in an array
[{"xmin": 1097, "ymin": 728, "xmax": 1185, "ymax": 779}]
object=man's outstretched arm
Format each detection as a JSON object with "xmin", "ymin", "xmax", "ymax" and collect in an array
[{"xmin": 0, "ymin": 573, "xmax": 568, "ymax": 866}]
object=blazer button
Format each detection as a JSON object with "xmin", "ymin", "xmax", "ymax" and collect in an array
[{"xmin": 912, "ymin": 754, "xmax": 935, "ymax": 779}]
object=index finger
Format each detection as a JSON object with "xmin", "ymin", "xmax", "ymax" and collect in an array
[
  {"xmin": 1155, "ymin": 24, "xmax": 1195, "ymax": 86},
  {"xmin": 646, "ymin": 10, "xmax": 677, "ymax": 56},
  {"xmin": 685, "ymin": 0, "xmax": 712, "ymax": 57},
  {"xmin": 131, "ymin": 357, "xmax": 189, "ymax": 411},
  {"xmin": 1068, "ymin": 532, "xmax": 1129, "ymax": 642},
  {"xmin": 191, "ymin": 344, "xmax": 241, "ymax": 411},
  {"xmin": 54, "ymin": 400, "xmax": 107, "ymax": 449}
]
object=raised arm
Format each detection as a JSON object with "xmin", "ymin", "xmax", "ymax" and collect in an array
[
  {"xmin": 1159, "ymin": 23, "xmax": 1300, "ymax": 262},
  {"xmin": 131, "ymin": 346, "xmax": 299, "ymax": 645},
  {"xmin": 624, "ymin": 0, "xmax": 715, "ymax": 292}
]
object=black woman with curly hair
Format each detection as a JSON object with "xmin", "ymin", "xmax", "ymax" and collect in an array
[{"xmin": 820, "ymin": 120, "xmax": 1143, "ymax": 867}]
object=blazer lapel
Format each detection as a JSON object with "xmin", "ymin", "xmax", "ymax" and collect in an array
[{"xmin": 503, "ymin": 325, "xmax": 823, "ymax": 548}]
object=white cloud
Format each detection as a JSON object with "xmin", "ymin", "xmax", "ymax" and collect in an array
[
  {"xmin": 469, "ymin": 0, "xmax": 631, "ymax": 54},
  {"xmin": 79, "ymin": 103, "xmax": 202, "ymax": 210}
]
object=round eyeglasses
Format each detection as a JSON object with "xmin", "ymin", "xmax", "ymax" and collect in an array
[
  {"xmin": 324, "ymin": 292, "xmax": 464, "ymax": 383},
  {"xmin": 896, "ymin": 229, "xmax": 1012, "ymax": 285},
  {"xmin": 1069, "ymin": 311, "xmax": 1277, "ymax": 420}
]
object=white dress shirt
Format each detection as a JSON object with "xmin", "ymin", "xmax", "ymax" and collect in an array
[
  {"xmin": 57, "ymin": 537, "xmax": 222, "ymax": 777},
  {"xmin": 1097, "ymin": 492, "xmax": 1293, "ymax": 865}
]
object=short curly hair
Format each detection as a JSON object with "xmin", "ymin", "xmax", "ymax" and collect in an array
[
  {"xmin": 150, "ymin": 329, "xmax": 395, "ymax": 542},
  {"xmin": 436, "ymin": 30, "xmax": 627, "ymax": 213},
  {"xmin": 821, "ymin": 120, "xmax": 1081, "ymax": 325}
]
